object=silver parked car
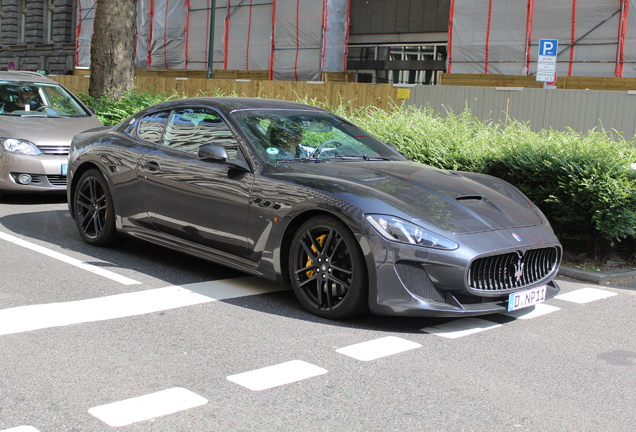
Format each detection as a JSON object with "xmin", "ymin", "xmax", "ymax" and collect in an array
[{"xmin": 0, "ymin": 71, "xmax": 103, "ymax": 200}]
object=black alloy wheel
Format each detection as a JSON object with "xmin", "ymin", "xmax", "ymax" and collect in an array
[
  {"xmin": 289, "ymin": 216, "xmax": 368, "ymax": 319},
  {"xmin": 74, "ymin": 169, "xmax": 118, "ymax": 246}
]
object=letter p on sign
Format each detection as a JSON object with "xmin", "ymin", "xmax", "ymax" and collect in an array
[{"xmin": 539, "ymin": 39, "xmax": 558, "ymax": 57}]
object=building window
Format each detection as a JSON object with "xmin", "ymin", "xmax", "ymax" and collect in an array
[
  {"xmin": 19, "ymin": 0, "xmax": 27, "ymax": 44},
  {"xmin": 347, "ymin": 43, "xmax": 447, "ymax": 85},
  {"xmin": 46, "ymin": 0, "xmax": 55, "ymax": 43}
]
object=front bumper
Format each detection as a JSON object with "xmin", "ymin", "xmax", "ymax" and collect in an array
[
  {"xmin": 364, "ymin": 224, "xmax": 562, "ymax": 317},
  {"xmin": 0, "ymin": 151, "xmax": 67, "ymax": 193}
]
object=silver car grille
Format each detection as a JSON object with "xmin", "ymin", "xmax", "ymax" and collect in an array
[
  {"xmin": 26, "ymin": 174, "xmax": 67, "ymax": 187},
  {"xmin": 46, "ymin": 175, "xmax": 67, "ymax": 186},
  {"xmin": 468, "ymin": 247, "xmax": 560, "ymax": 292},
  {"xmin": 37, "ymin": 145, "xmax": 69, "ymax": 155}
]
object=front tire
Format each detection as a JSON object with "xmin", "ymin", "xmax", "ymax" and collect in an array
[
  {"xmin": 73, "ymin": 168, "xmax": 118, "ymax": 246},
  {"xmin": 289, "ymin": 216, "xmax": 368, "ymax": 319}
]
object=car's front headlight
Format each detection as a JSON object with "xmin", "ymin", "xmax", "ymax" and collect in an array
[
  {"xmin": 1, "ymin": 138, "xmax": 42, "ymax": 155},
  {"xmin": 366, "ymin": 214, "xmax": 458, "ymax": 250}
]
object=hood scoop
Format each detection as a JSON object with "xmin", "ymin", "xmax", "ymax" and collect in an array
[
  {"xmin": 454, "ymin": 194, "xmax": 520, "ymax": 228},
  {"xmin": 456, "ymin": 195, "xmax": 483, "ymax": 201}
]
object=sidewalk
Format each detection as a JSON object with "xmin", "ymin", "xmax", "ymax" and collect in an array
[{"xmin": 558, "ymin": 265, "xmax": 636, "ymax": 288}]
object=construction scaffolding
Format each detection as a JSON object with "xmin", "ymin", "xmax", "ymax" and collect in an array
[
  {"xmin": 76, "ymin": 0, "xmax": 350, "ymax": 81},
  {"xmin": 448, "ymin": 0, "xmax": 636, "ymax": 78}
]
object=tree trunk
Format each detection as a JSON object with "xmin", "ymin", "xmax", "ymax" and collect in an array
[{"xmin": 88, "ymin": 0, "xmax": 137, "ymax": 100}]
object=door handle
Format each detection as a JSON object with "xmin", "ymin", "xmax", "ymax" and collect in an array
[{"xmin": 143, "ymin": 160, "xmax": 161, "ymax": 171}]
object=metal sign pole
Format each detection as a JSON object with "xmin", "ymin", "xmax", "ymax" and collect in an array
[{"xmin": 207, "ymin": 0, "xmax": 216, "ymax": 79}]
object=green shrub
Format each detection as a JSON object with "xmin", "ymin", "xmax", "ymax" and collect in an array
[{"xmin": 79, "ymin": 89, "xmax": 179, "ymax": 125}]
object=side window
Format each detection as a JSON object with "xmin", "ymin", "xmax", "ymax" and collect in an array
[
  {"xmin": 136, "ymin": 111, "xmax": 169, "ymax": 144},
  {"xmin": 162, "ymin": 108, "xmax": 244, "ymax": 162}
]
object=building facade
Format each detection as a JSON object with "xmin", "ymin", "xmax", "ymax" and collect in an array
[
  {"xmin": 0, "ymin": 0, "xmax": 77, "ymax": 74},
  {"xmin": 0, "ymin": 0, "xmax": 451, "ymax": 83},
  {"xmin": 347, "ymin": 0, "xmax": 449, "ymax": 84}
]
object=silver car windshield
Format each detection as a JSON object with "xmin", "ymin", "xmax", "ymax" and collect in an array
[
  {"xmin": 232, "ymin": 109, "xmax": 403, "ymax": 163},
  {"xmin": 0, "ymin": 81, "xmax": 89, "ymax": 117}
]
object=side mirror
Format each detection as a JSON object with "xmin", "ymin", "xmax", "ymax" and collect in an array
[
  {"xmin": 198, "ymin": 144, "xmax": 250, "ymax": 171},
  {"xmin": 198, "ymin": 144, "xmax": 228, "ymax": 162}
]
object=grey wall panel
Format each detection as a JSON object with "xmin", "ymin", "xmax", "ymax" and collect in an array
[
  {"xmin": 350, "ymin": 0, "xmax": 450, "ymax": 34},
  {"xmin": 350, "ymin": 0, "xmax": 371, "ymax": 34},
  {"xmin": 382, "ymin": 1, "xmax": 399, "ymax": 33},
  {"xmin": 396, "ymin": 0, "xmax": 412, "ymax": 33},
  {"xmin": 435, "ymin": 0, "xmax": 450, "ymax": 32},
  {"xmin": 404, "ymin": 86, "xmax": 636, "ymax": 140}
]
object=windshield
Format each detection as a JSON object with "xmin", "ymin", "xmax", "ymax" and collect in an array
[
  {"xmin": 0, "ymin": 81, "xmax": 89, "ymax": 117},
  {"xmin": 232, "ymin": 109, "xmax": 404, "ymax": 163}
]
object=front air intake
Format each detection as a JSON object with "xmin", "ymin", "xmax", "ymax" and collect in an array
[{"xmin": 395, "ymin": 261, "xmax": 446, "ymax": 304}]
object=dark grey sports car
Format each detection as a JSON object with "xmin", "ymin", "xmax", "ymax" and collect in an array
[{"xmin": 68, "ymin": 97, "xmax": 561, "ymax": 319}]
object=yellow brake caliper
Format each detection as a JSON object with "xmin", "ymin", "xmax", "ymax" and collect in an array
[{"xmin": 305, "ymin": 234, "xmax": 328, "ymax": 278}]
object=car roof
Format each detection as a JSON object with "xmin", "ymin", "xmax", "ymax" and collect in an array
[
  {"xmin": 144, "ymin": 97, "xmax": 330, "ymax": 117},
  {"xmin": 0, "ymin": 70, "xmax": 57, "ymax": 84}
]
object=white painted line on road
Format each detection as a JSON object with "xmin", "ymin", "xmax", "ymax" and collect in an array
[
  {"xmin": 0, "ymin": 231, "xmax": 140, "ymax": 285},
  {"xmin": 336, "ymin": 336, "xmax": 422, "ymax": 361},
  {"xmin": 555, "ymin": 288, "xmax": 617, "ymax": 304},
  {"xmin": 504, "ymin": 303, "xmax": 561, "ymax": 319},
  {"xmin": 227, "ymin": 360, "xmax": 327, "ymax": 391},
  {"xmin": 0, "ymin": 426, "xmax": 41, "ymax": 432},
  {"xmin": 0, "ymin": 277, "xmax": 288, "ymax": 336},
  {"xmin": 88, "ymin": 387, "xmax": 207, "ymax": 427},
  {"xmin": 421, "ymin": 318, "xmax": 502, "ymax": 339}
]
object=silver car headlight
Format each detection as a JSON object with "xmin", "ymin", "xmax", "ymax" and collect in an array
[
  {"xmin": 366, "ymin": 214, "xmax": 459, "ymax": 250},
  {"xmin": 2, "ymin": 138, "xmax": 42, "ymax": 155}
]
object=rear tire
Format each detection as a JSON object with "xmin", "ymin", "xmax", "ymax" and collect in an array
[
  {"xmin": 73, "ymin": 169, "xmax": 118, "ymax": 246},
  {"xmin": 289, "ymin": 216, "xmax": 368, "ymax": 319}
]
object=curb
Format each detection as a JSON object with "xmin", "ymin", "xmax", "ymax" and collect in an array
[{"xmin": 558, "ymin": 265, "xmax": 636, "ymax": 285}]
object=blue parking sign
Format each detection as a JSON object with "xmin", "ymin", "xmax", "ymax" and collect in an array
[{"xmin": 539, "ymin": 39, "xmax": 558, "ymax": 57}]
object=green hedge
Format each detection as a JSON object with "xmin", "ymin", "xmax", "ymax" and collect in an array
[
  {"xmin": 83, "ymin": 90, "xmax": 636, "ymax": 257},
  {"xmin": 348, "ymin": 106, "xmax": 636, "ymax": 256},
  {"xmin": 80, "ymin": 90, "xmax": 180, "ymax": 126}
]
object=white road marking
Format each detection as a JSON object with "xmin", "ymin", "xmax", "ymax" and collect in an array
[
  {"xmin": 227, "ymin": 360, "xmax": 327, "ymax": 391},
  {"xmin": 555, "ymin": 288, "xmax": 617, "ymax": 304},
  {"xmin": 88, "ymin": 387, "xmax": 207, "ymax": 427},
  {"xmin": 421, "ymin": 318, "xmax": 502, "ymax": 339},
  {"xmin": 504, "ymin": 303, "xmax": 561, "ymax": 319},
  {"xmin": 336, "ymin": 336, "xmax": 422, "ymax": 361},
  {"xmin": 0, "ymin": 427, "xmax": 41, "ymax": 432},
  {"xmin": 0, "ymin": 277, "xmax": 288, "ymax": 336},
  {"xmin": 0, "ymin": 231, "xmax": 140, "ymax": 285}
]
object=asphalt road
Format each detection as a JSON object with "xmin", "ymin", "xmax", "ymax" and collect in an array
[{"xmin": 1, "ymin": 194, "xmax": 635, "ymax": 432}]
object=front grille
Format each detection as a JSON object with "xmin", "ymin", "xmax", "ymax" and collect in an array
[
  {"xmin": 47, "ymin": 175, "xmax": 67, "ymax": 186},
  {"xmin": 37, "ymin": 145, "xmax": 69, "ymax": 155},
  {"xmin": 468, "ymin": 247, "xmax": 560, "ymax": 292}
]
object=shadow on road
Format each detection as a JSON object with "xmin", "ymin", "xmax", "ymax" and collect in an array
[{"xmin": 0, "ymin": 195, "xmax": 471, "ymax": 334}]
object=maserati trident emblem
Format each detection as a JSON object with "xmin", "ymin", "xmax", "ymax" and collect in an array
[{"xmin": 514, "ymin": 252, "xmax": 524, "ymax": 282}]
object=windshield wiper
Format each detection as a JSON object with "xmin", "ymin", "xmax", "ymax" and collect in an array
[
  {"xmin": 277, "ymin": 157, "xmax": 327, "ymax": 164},
  {"xmin": 327, "ymin": 154, "xmax": 394, "ymax": 161}
]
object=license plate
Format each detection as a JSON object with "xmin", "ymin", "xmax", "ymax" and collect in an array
[
  {"xmin": 508, "ymin": 285, "xmax": 547, "ymax": 311},
  {"xmin": 61, "ymin": 164, "xmax": 67, "ymax": 175}
]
